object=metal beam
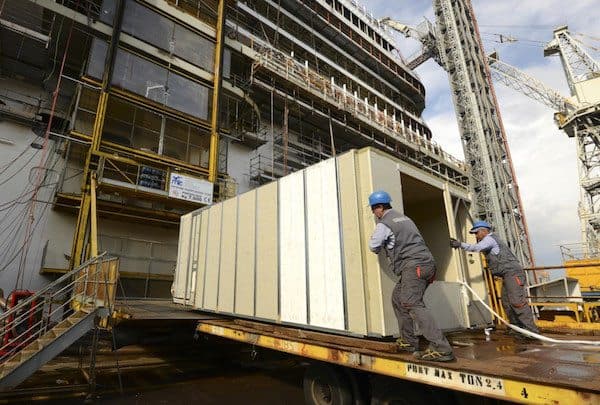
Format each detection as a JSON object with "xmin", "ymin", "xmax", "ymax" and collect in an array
[
  {"xmin": 90, "ymin": 174, "xmax": 98, "ymax": 257},
  {"xmin": 208, "ymin": 0, "xmax": 227, "ymax": 184},
  {"xmin": 488, "ymin": 54, "xmax": 573, "ymax": 114},
  {"xmin": 0, "ymin": 18, "xmax": 49, "ymax": 43},
  {"xmin": 70, "ymin": 192, "xmax": 90, "ymax": 269},
  {"xmin": 25, "ymin": 0, "xmax": 214, "ymax": 84}
]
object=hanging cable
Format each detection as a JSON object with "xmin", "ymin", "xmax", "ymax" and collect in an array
[
  {"xmin": 573, "ymin": 32, "xmax": 600, "ymax": 43},
  {"xmin": 0, "ymin": 142, "xmax": 62, "ymax": 267},
  {"xmin": 43, "ymin": 15, "xmax": 66, "ymax": 84},
  {"xmin": 14, "ymin": 14, "xmax": 77, "ymax": 289},
  {"xmin": 0, "ymin": 148, "xmax": 41, "ymax": 188},
  {"xmin": 479, "ymin": 24, "xmax": 555, "ymax": 30},
  {"xmin": 572, "ymin": 36, "xmax": 600, "ymax": 52},
  {"xmin": 0, "ymin": 132, "xmax": 39, "ymax": 175}
]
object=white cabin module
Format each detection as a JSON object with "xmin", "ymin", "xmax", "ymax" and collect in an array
[{"xmin": 175, "ymin": 147, "xmax": 491, "ymax": 336}]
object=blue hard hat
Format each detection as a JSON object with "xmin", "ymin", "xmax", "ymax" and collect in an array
[
  {"xmin": 469, "ymin": 220, "xmax": 492, "ymax": 234},
  {"xmin": 368, "ymin": 190, "xmax": 391, "ymax": 206}
]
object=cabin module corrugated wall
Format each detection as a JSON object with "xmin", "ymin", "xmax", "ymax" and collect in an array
[{"xmin": 173, "ymin": 147, "xmax": 491, "ymax": 336}]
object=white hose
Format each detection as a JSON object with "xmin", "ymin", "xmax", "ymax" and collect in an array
[{"xmin": 460, "ymin": 281, "xmax": 600, "ymax": 347}]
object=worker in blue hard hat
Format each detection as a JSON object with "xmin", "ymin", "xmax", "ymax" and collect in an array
[
  {"xmin": 368, "ymin": 190, "xmax": 454, "ymax": 362},
  {"xmin": 450, "ymin": 220, "xmax": 539, "ymax": 337}
]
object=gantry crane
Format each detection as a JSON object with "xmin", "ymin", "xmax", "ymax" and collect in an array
[{"xmin": 382, "ymin": 0, "xmax": 534, "ymax": 265}]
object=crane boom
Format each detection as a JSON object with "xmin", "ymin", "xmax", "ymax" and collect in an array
[{"xmin": 487, "ymin": 54, "xmax": 574, "ymax": 116}]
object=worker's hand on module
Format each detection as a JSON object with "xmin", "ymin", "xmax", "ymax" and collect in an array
[{"xmin": 450, "ymin": 238, "xmax": 461, "ymax": 248}]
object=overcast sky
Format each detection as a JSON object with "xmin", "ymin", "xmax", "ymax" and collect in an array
[{"xmin": 363, "ymin": 0, "xmax": 600, "ymax": 265}]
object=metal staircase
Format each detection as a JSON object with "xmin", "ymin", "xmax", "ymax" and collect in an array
[{"xmin": 0, "ymin": 255, "xmax": 119, "ymax": 391}]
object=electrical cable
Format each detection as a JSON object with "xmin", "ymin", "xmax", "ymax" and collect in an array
[
  {"xmin": 0, "ymin": 188, "xmax": 38, "ymax": 214},
  {"xmin": 0, "ymin": 143, "xmax": 62, "ymax": 259},
  {"xmin": 0, "ymin": 143, "xmax": 63, "ymax": 269},
  {"xmin": 43, "ymin": 15, "xmax": 66, "ymax": 84},
  {"xmin": 479, "ymin": 24, "xmax": 555, "ymax": 30},
  {"xmin": 0, "ymin": 165, "xmax": 77, "ymax": 213},
  {"xmin": 0, "ymin": 194, "xmax": 52, "ymax": 275},
  {"xmin": 0, "ymin": 133, "xmax": 39, "ymax": 175},
  {"xmin": 0, "ymin": 148, "xmax": 41, "ymax": 187},
  {"xmin": 460, "ymin": 281, "xmax": 600, "ymax": 346},
  {"xmin": 480, "ymin": 32, "xmax": 546, "ymax": 45},
  {"xmin": 14, "ymin": 13, "xmax": 77, "ymax": 289},
  {"xmin": 0, "ymin": 143, "xmax": 58, "ymax": 276},
  {"xmin": 0, "ymin": 205, "xmax": 30, "ymax": 253},
  {"xmin": 571, "ymin": 37, "xmax": 600, "ymax": 53},
  {"xmin": 574, "ymin": 32, "xmax": 600, "ymax": 43}
]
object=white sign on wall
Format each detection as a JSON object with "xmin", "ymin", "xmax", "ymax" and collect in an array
[{"xmin": 169, "ymin": 173, "xmax": 213, "ymax": 204}]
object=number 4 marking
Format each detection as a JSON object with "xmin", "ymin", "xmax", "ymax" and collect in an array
[{"xmin": 521, "ymin": 387, "xmax": 529, "ymax": 398}]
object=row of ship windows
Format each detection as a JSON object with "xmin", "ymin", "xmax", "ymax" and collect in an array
[
  {"xmin": 325, "ymin": 0, "xmax": 394, "ymax": 53},
  {"xmin": 317, "ymin": 0, "xmax": 425, "ymax": 96}
]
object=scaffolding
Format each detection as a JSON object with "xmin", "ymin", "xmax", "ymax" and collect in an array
[
  {"xmin": 1, "ymin": 0, "xmax": 471, "ymax": 298},
  {"xmin": 247, "ymin": 44, "xmax": 467, "ymax": 185}
]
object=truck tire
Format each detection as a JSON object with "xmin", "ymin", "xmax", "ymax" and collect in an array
[{"xmin": 304, "ymin": 363, "xmax": 353, "ymax": 405}]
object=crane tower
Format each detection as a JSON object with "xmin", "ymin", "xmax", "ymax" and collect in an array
[
  {"xmin": 545, "ymin": 27, "xmax": 600, "ymax": 255},
  {"xmin": 383, "ymin": 0, "xmax": 534, "ymax": 265}
]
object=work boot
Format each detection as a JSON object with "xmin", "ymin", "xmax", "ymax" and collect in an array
[
  {"xmin": 413, "ymin": 348, "xmax": 455, "ymax": 362},
  {"xmin": 395, "ymin": 338, "xmax": 417, "ymax": 353}
]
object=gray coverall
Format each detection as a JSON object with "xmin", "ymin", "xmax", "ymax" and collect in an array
[
  {"xmin": 370, "ymin": 209, "xmax": 453, "ymax": 353},
  {"xmin": 461, "ymin": 233, "xmax": 539, "ymax": 333}
]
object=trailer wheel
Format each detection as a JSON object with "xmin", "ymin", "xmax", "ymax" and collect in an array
[{"xmin": 303, "ymin": 363, "xmax": 353, "ymax": 405}]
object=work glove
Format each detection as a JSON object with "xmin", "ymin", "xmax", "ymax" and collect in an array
[{"xmin": 450, "ymin": 238, "xmax": 461, "ymax": 249}]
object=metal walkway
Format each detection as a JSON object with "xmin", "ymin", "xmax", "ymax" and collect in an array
[{"xmin": 0, "ymin": 256, "xmax": 118, "ymax": 391}]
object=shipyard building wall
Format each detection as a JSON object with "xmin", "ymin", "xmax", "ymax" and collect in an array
[
  {"xmin": 173, "ymin": 147, "xmax": 491, "ymax": 336},
  {"xmin": 0, "ymin": 121, "xmax": 60, "ymax": 291}
]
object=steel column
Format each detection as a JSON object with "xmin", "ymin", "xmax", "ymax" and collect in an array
[{"xmin": 208, "ymin": 0, "xmax": 227, "ymax": 184}]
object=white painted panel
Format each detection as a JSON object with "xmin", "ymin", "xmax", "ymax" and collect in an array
[
  {"xmin": 305, "ymin": 159, "xmax": 345, "ymax": 330},
  {"xmin": 355, "ymin": 149, "xmax": 388, "ymax": 335},
  {"xmin": 204, "ymin": 204, "xmax": 222, "ymax": 310},
  {"xmin": 187, "ymin": 213, "xmax": 200, "ymax": 304},
  {"xmin": 235, "ymin": 190, "xmax": 256, "ymax": 316},
  {"xmin": 218, "ymin": 198, "xmax": 238, "ymax": 313},
  {"xmin": 173, "ymin": 213, "xmax": 192, "ymax": 303},
  {"xmin": 255, "ymin": 182, "xmax": 279, "ymax": 320},
  {"xmin": 279, "ymin": 170, "xmax": 307, "ymax": 324},
  {"xmin": 336, "ymin": 152, "xmax": 368, "ymax": 335},
  {"xmin": 194, "ymin": 210, "xmax": 210, "ymax": 310}
]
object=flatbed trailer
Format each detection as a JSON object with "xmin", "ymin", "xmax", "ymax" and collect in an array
[
  {"xmin": 115, "ymin": 298, "xmax": 600, "ymax": 403},
  {"xmin": 196, "ymin": 317, "xmax": 600, "ymax": 405}
]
